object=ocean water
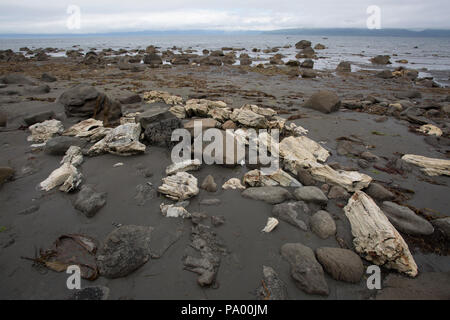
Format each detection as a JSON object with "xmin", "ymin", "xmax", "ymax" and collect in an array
[{"xmin": 1, "ymin": 34, "xmax": 450, "ymax": 84}]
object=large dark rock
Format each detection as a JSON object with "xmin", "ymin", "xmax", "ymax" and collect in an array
[
  {"xmin": 137, "ymin": 105, "xmax": 182, "ymax": 147},
  {"xmin": 296, "ymin": 47, "xmax": 315, "ymax": 59},
  {"xmin": 371, "ymin": 55, "xmax": 391, "ymax": 65},
  {"xmin": 281, "ymin": 243, "xmax": 329, "ymax": 296},
  {"xmin": 58, "ymin": 84, "xmax": 122, "ymax": 125},
  {"xmin": 303, "ymin": 90, "xmax": 341, "ymax": 114},
  {"xmin": 301, "ymin": 59, "xmax": 314, "ymax": 69},
  {"xmin": 336, "ymin": 61, "xmax": 351, "ymax": 72},
  {"xmin": 242, "ymin": 187, "xmax": 292, "ymax": 204},
  {"xmin": 24, "ymin": 110, "xmax": 55, "ymax": 126},
  {"xmin": 44, "ymin": 136, "xmax": 86, "ymax": 155},
  {"xmin": 315, "ymin": 247, "xmax": 364, "ymax": 283},
  {"xmin": 382, "ymin": 201, "xmax": 434, "ymax": 236},
  {"xmin": 294, "ymin": 186, "xmax": 328, "ymax": 204},
  {"xmin": 74, "ymin": 185, "xmax": 107, "ymax": 218},
  {"xmin": 295, "ymin": 40, "xmax": 312, "ymax": 50},
  {"xmin": 0, "ymin": 74, "xmax": 35, "ymax": 85},
  {"xmin": 143, "ymin": 53, "xmax": 163, "ymax": 66},
  {"xmin": 272, "ymin": 201, "xmax": 310, "ymax": 231},
  {"xmin": 97, "ymin": 225, "xmax": 153, "ymax": 278},
  {"xmin": 41, "ymin": 73, "xmax": 57, "ymax": 83},
  {"xmin": 23, "ymin": 85, "xmax": 50, "ymax": 95}
]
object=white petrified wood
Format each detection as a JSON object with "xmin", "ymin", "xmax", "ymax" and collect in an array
[
  {"xmin": 158, "ymin": 172, "xmax": 199, "ymax": 201},
  {"xmin": 243, "ymin": 168, "xmax": 302, "ymax": 187},
  {"xmin": 166, "ymin": 159, "xmax": 201, "ymax": 176},
  {"xmin": 307, "ymin": 162, "xmax": 372, "ymax": 192},
  {"xmin": 279, "ymin": 136, "xmax": 330, "ymax": 174},
  {"xmin": 39, "ymin": 146, "xmax": 83, "ymax": 192},
  {"xmin": 401, "ymin": 154, "xmax": 450, "ymax": 177},
  {"xmin": 344, "ymin": 191, "xmax": 418, "ymax": 277}
]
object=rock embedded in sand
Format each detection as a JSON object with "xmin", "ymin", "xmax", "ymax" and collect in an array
[
  {"xmin": 160, "ymin": 203, "xmax": 191, "ymax": 218},
  {"xmin": 293, "ymin": 186, "xmax": 328, "ymax": 205},
  {"xmin": 27, "ymin": 119, "xmax": 64, "ymax": 143},
  {"xmin": 89, "ymin": 123, "xmax": 146, "ymax": 156},
  {"xmin": 97, "ymin": 225, "xmax": 153, "ymax": 278},
  {"xmin": 143, "ymin": 53, "xmax": 163, "ymax": 66},
  {"xmin": 41, "ymin": 73, "xmax": 57, "ymax": 83},
  {"xmin": 256, "ymin": 266, "xmax": 288, "ymax": 300},
  {"xmin": 344, "ymin": 191, "xmax": 418, "ymax": 277},
  {"xmin": 327, "ymin": 185, "xmax": 350, "ymax": 200},
  {"xmin": 158, "ymin": 171, "xmax": 199, "ymax": 201},
  {"xmin": 242, "ymin": 186, "xmax": 292, "ymax": 204},
  {"xmin": 303, "ymin": 90, "xmax": 341, "ymax": 114},
  {"xmin": 272, "ymin": 201, "xmax": 310, "ymax": 231},
  {"xmin": 74, "ymin": 185, "xmax": 107, "ymax": 218},
  {"xmin": 140, "ymin": 109, "xmax": 182, "ymax": 148},
  {"xmin": 280, "ymin": 243, "xmax": 329, "ymax": 296},
  {"xmin": 200, "ymin": 175, "xmax": 217, "ymax": 192},
  {"xmin": 381, "ymin": 201, "xmax": 434, "ymax": 236},
  {"xmin": 315, "ymin": 247, "xmax": 364, "ymax": 283},
  {"xmin": 310, "ymin": 210, "xmax": 336, "ymax": 239},
  {"xmin": 69, "ymin": 286, "xmax": 110, "ymax": 300}
]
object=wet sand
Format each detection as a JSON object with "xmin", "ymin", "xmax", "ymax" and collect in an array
[{"xmin": 0, "ymin": 51, "xmax": 449, "ymax": 300}]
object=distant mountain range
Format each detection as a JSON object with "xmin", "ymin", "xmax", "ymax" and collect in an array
[
  {"xmin": 1, "ymin": 28, "xmax": 450, "ymax": 38},
  {"xmin": 263, "ymin": 28, "xmax": 450, "ymax": 37}
]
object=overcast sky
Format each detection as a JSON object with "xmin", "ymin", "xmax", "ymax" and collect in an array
[{"xmin": 0, "ymin": 0, "xmax": 449, "ymax": 34}]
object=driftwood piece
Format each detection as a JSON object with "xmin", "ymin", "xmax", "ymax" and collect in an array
[
  {"xmin": 158, "ymin": 172, "xmax": 199, "ymax": 201},
  {"xmin": 401, "ymin": 154, "xmax": 450, "ymax": 176},
  {"xmin": 344, "ymin": 191, "xmax": 418, "ymax": 277}
]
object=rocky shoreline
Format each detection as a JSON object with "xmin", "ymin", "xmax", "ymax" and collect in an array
[{"xmin": 0, "ymin": 40, "xmax": 449, "ymax": 300}]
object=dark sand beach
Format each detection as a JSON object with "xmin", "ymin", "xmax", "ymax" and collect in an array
[{"xmin": 0, "ymin": 43, "xmax": 449, "ymax": 300}]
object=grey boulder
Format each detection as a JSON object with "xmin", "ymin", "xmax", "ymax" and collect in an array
[
  {"xmin": 303, "ymin": 90, "xmax": 341, "ymax": 114},
  {"xmin": 310, "ymin": 210, "xmax": 336, "ymax": 239},
  {"xmin": 242, "ymin": 187, "xmax": 292, "ymax": 204},
  {"xmin": 97, "ymin": 225, "xmax": 153, "ymax": 278},
  {"xmin": 315, "ymin": 247, "xmax": 364, "ymax": 283},
  {"xmin": 294, "ymin": 186, "xmax": 328, "ymax": 205},
  {"xmin": 272, "ymin": 201, "xmax": 310, "ymax": 231},
  {"xmin": 280, "ymin": 243, "xmax": 329, "ymax": 296},
  {"xmin": 382, "ymin": 201, "xmax": 434, "ymax": 236}
]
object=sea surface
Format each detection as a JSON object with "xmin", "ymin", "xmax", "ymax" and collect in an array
[{"xmin": 1, "ymin": 34, "xmax": 450, "ymax": 85}]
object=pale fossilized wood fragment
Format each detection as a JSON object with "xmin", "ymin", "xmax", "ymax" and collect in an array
[
  {"xmin": 261, "ymin": 217, "xmax": 279, "ymax": 233},
  {"xmin": 27, "ymin": 119, "xmax": 64, "ymax": 143},
  {"xmin": 158, "ymin": 172, "xmax": 199, "ymax": 201},
  {"xmin": 401, "ymin": 154, "xmax": 450, "ymax": 176},
  {"xmin": 344, "ymin": 191, "xmax": 418, "ymax": 277},
  {"xmin": 166, "ymin": 159, "xmax": 201, "ymax": 176},
  {"xmin": 89, "ymin": 123, "xmax": 145, "ymax": 156},
  {"xmin": 222, "ymin": 178, "xmax": 246, "ymax": 190},
  {"xmin": 306, "ymin": 162, "xmax": 372, "ymax": 192}
]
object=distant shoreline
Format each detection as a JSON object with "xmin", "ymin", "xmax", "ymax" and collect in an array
[{"xmin": 2, "ymin": 28, "xmax": 450, "ymax": 39}]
